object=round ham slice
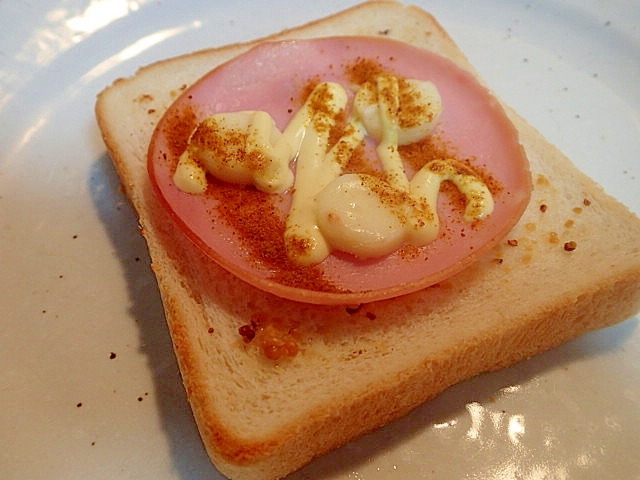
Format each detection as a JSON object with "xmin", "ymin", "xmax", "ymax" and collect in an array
[{"xmin": 148, "ymin": 36, "xmax": 531, "ymax": 304}]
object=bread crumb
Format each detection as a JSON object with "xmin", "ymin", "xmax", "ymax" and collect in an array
[
  {"xmin": 258, "ymin": 324, "xmax": 299, "ymax": 360},
  {"xmin": 135, "ymin": 93, "xmax": 154, "ymax": 103},
  {"xmin": 137, "ymin": 392, "xmax": 150, "ymax": 403},
  {"xmin": 239, "ymin": 324, "xmax": 256, "ymax": 342},
  {"xmin": 345, "ymin": 304, "xmax": 364, "ymax": 315},
  {"xmin": 170, "ymin": 85, "xmax": 188, "ymax": 98},
  {"xmin": 536, "ymin": 175, "xmax": 550, "ymax": 186},
  {"xmin": 344, "ymin": 349, "xmax": 366, "ymax": 361}
]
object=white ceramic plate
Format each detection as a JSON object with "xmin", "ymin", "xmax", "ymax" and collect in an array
[{"xmin": 1, "ymin": 1, "xmax": 639, "ymax": 478}]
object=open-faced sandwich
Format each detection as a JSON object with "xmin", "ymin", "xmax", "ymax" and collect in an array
[{"xmin": 95, "ymin": 2, "xmax": 640, "ymax": 479}]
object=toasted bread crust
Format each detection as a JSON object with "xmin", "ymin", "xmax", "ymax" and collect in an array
[{"xmin": 95, "ymin": 1, "xmax": 640, "ymax": 479}]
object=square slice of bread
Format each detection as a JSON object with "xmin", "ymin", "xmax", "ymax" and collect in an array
[{"xmin": 95, "ymin": 1, "xmax": 640, "ymax": 479}]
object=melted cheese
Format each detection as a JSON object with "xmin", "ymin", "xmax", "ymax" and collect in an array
[
  {"xmin": 173, "ymin": 74, "xmax": 493, "ymax": 265},
  {"xmin": 173, "ymin": 110, "xmax": 294, "ymax": 194}
]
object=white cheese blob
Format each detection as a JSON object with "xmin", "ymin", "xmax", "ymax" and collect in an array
[
  {"xmin": 173, "ymin": 110, "xmax": 294, "ymax": 194},
  {"xmin": 173, "ymin": 150, "xmax": 208, "ymax": 194},
  {"xmin": 315, "ymin": 173, "xmax": 432, "ymax": 258},
  {"xmin": 354, "ymin": 74, "xmax": 442, "ymax": 146}
]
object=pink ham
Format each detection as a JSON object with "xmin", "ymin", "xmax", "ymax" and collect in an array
[{"xmin": 148, "ymin": 37, "xmax": 531, "ymax": 304}]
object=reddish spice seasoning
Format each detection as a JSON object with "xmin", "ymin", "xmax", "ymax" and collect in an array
[
  {"xmin": 190, "ymin": 118, "xmax": 270, "ymax": 175},
  {"xmin": 343, "ymin": 145, "xmax": 380, "ymax": 177},
  {"xmin": 209, "ymin": 181, "xmax": 345, "ymax": 293},
  {"xmin": 161, "ymin": 104, "xmax": 199, "ymax": 159},
  {"xmin": 400, "ymin": 137, "xmax": 502, "ymax": 196},
  {"xmin": 397, "ymin": 77, "xmax": 435, "ymax": 129},
  {"xmin": 297, "ymin": 76, "xmax": 322, "ymax": 106},
  {"xmin": 344, "ymin": 57, "xmax": 387, "ymax": 85}
]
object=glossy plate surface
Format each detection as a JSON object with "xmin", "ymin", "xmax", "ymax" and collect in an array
[{"xmin": 1, "ymin": 1, "xmax": 639, "ymax": 478}]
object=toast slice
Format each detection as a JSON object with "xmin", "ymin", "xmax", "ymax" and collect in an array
[{"xmin": 95, "ymin": 1, "xmax": 640, "ymax": 479}]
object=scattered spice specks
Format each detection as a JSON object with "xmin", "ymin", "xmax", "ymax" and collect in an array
[
  {"xmin": 137, "ymin": 392, "xmax": 150, "ymax": 402},
  {"xmin": 76, "ymin": 402, "xmax": 83, "ymax": 408},
  {"xmin": 564, "ymin": 241, "xmax": 578, "ymax": 252},
  {"xmin": 109, "ymin": 352, "xmax": 117, "ymax": 359}
]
